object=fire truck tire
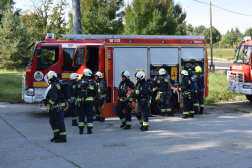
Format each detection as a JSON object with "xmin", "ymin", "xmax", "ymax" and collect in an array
[
  {"xmin": 246, "ymin": 95, "xmax": 252, "ymax": 102},
  {"xmin": 150, "ymin": 91, "xmax": 175, "ymax": 115}
]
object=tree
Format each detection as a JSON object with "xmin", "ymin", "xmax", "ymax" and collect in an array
[
  {"xmin": 193, "ymin": 25, "xmax": 206, "ymax": 36},
  {"xmin": 0, "ymin": 9, "xmax": 30, "ymax": 70},
  {"xmin": 74, "ymin": 0, "xmax": 125, "ymax": 34},
  {"xmin": 223, "ymin": 28, "xmax": 238, "ymax": 48},
  {"xmin": 235, "ymin": 27, "xmax": 242, "ymax": 39},
  {"xmin": 124, "ymin": 0, "xmax": 186, "ymax": 35},
  {"xmin": 0, "ymin": 0, "xmax": 17, "ymax": 20},
  {"xmin": 203, "ymin": 26, "xmax": 221, "ymax": 44},
  {"xmin": 186, "ymin": 23, "xmax": 194, "ymax": 35},
  {"xmin": 243, "ymin": 28, "xmax": 252, "ymax": 38}
]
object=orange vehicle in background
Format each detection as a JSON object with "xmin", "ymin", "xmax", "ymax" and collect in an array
[{"xmin": 227, "ymin": 36, "xmax": 252, "ymax": 101}]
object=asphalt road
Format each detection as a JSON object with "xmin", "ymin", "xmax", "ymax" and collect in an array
[
  {"xmin": 1, "ymin": 102, "xmax": 252, "ymax": 168},
  {"xmin": 208, "ymin": 61, "xmax": 232, "ymax": 70}
]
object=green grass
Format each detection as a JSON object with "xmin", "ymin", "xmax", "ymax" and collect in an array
[
  {"xmin": 208, "ymin": 48, "xmax": 235, "ymax": 61},
  {"xmin": 0, "ymin": 69, "xmax": 25, "ymax": 101},
  {"xmin": 205, "ymin": 71, "xmax": 247, "ymax": 104}
]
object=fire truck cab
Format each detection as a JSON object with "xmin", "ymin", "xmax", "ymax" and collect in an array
[
  {"xmin": 227, "ymin": 36, "xmax": 252, "ymax": 101},
  {"xmin": 22, "ymin": 34, "xmax": 209, "ymax": 116}
]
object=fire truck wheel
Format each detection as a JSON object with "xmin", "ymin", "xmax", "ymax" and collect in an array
[{"xmin": 246, "ymin": 95, "xmax": 252, "ymax": 102}]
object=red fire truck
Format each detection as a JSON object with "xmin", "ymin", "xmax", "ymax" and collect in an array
[
  {"xmin": 227, "ymin": 36, "xmax": 252, "ymax": 101},
  {"xmin": 22, "ymin": 33, "xmax": 209, "ymax": 116}
]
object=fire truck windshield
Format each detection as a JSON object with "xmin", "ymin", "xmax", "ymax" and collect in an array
[
  {"xmin": 234, "ymin": 45, "xmax": 252, "ymax": 64},
  {"xmin": 28, "ymin": 45, "xmax": 37, "ymax": 66}
]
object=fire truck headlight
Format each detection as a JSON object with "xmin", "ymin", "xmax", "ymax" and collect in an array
[
  {"xmin": 242, "ymin": 85, "xmax": 252, "ymax": 89},
  {"xmin": 26, "ymin": 88, "xmax": 35, "ymax": 96}
]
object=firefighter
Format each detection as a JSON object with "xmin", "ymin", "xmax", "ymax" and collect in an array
[
  {"xmin": 195, "ymin": 65, "xmax": 204, "ymax": 114},
  {"xmin": 69, "ymin": 73, "xmax": 79, "ymax": 126},
  {"xmin": 72, "ymin": 68, "xmax": 98, "ymax": 134},
  {"xmin": 188, "ymin": 65, "xmax": 199, "ymax": 115},
  {"xmin": 116, "ymin": 71, "xmax": 134, "ymax": 130},
  {"xmin": 46, "ymin": 71, "xmax": 67, "ymax": 143},
  {"xmin": 153, "ymin": 68, "xmax": 174, "ymax": 116},
  {"xmin": 176, "ymin": 70, "xmax": 194, "ymax": 119},
  {"xmin": 93, "ymin": 71, "xmax": 107, "ymax": 122},
  {"xmin": 132, "ymin": 71, "xmax": 149, "ymax": 131}
]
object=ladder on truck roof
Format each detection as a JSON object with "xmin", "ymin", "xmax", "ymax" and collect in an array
[{"xmin": 61, "ymin": 34, "xmax": 204, "ymax": 40}]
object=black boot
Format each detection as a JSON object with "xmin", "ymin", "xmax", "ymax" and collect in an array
[
  {"xmin": 140, "ymin": 124, "xmax": 143, "ymax": 130},
  {"xmin": 124, "ymin": 125, "xmax": 131, "ymax": 130},
  {"xmin": 72, "ymin": 120, "xmax": 78, "ymax": 126},
  {"xmin": 167, "ymin": 112, "xmax": 175, "ymax": 116},
  {"xmin": 87, "ymin": 128, "xmax": 92, "ymax": 134},
  {"xmin": 194, "ymin": 108, "xmax": 199, "ymax": 115},
  {"xmin": 100, "ymin": 117, "xmax": 105, "ymax": 122},
  {"xmin": 199, "ymin": 107, "xmax": 204, "ymax": 114},
  {"xmin": 181, "ymin": 114, "xmax": 188, "ymax": 119},
  {"xmin": 141, "ymin": 126, "xmax": 148, "ymax": 132},
  {"xmin": 120, "ymin": 121, "xmax": 126, "ymax": 128},
  {"xmin": 93, "ymin": 116, "xmax": 100, "ymax": 121},
  {"xmin": 55, "ymin": 135, "xmax": 67, "ymax": 143},
  {"xmin": 189, "ymin": 113, "xmax": 194, "ymax": 118},
  {"xmin": 50, "ymin": 132, "xmax": 59, "ymax": 142},
  {"xmin": 79, "ymin": 128, "xmax": 84, "ymax": 134}
]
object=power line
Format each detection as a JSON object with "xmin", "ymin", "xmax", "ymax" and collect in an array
[{"xmin": 193, "ymin": 0, "xmax": 252, "ymax": 16}]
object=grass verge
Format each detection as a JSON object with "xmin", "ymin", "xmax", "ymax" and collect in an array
[
  {"xmin": 0, "ymin": 69, "xmax": 25, "ymax": 102},
  {"xmin": 208, "ymin": 48, "xmax": 235, "ymax": 61},
  {"xmin": 204, "ymin": 70, "xmax": 247, "ymax": 104}
]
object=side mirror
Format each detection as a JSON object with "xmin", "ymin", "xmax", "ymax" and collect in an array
[
  {"xmin": 243, "ymin": 55, "xmax": 247, "ymax": 62},
  {"xmin": 37, "ymin": 56, "xmax": 42, "ymax": 67},
  {"xmin": 37, "ymin": 48, "xmax": 42, "ymax": 55}
]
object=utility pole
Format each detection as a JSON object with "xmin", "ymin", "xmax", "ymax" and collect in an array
[
  {"xmin": 209, "ymin": 1, "xmax": 215, "ymax": 71},
  {"xmin": 72, "ymin": 0, "xmax": 82, "ymax": 34}
]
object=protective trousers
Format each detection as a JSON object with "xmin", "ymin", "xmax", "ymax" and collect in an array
[
  {"xmin": 135, "ymin": 100, "xmax": 149, "ymax": 128},
  {"xmin": 117, "ymin": 100, "xmax": 131, "ymax": 126},
  {"xmin": 79, "ymin": 101, "xmax": 94, "ymax": 129},
  {"xmin": 193, "ymin": 91, "xmax": 199, "ymax": 114},
  {"xmin": 49, "ymin": 108, "xmax": 66, "ymax": 136},
  {"xmin": 198, "ymin": 89, "xmax": 204, "ymax": 114},
  {"xmin": 160, "ymin": 93, "xmax": 172, "ymax": 115},
  {"xmin": 69, "ymin": 102, "xmax": 78, "ymax": 121},
  {"xmin": 94, "ymin": 98, "xmax": 104, "ymax": 118},
  {"xmin": 183, "ymin": 94, "xmax": 194, "ymax": 117}
]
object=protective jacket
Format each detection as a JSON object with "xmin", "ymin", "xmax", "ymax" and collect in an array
[
  {"xmin": 178, "ymin": 76, "xmax": 192, "ymax": 93},
  {"xmin": 72, "ymin": 76, "xmax": 98, "ymax": 101},
  {"xmin": 95, "ymin": 79, "xmax": 107, "ymax": 100},
  {"xmin": 48, "ymin": 77, "xmax": 63, "ymax": 105},
  {"xmin": 197, "ymin": 72, "xmax": 205, "ymax": 89},
  {"xmin": 133, "ymin": 80, "xmax": 149, "ymax": 99},
  {"xmin": 118, "ymin": 79, "xmax": 134, "ymax": 101}
]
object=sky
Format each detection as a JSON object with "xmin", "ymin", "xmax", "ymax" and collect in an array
[{"xmin": 14, "ymin": 0, "xmax": 252, "ymax": 35}]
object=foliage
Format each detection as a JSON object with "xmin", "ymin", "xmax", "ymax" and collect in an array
[
  {"xmin": 203, "ymin": 26, "xmax": 221, "ymax": 44},
  {"xmin": 0, "ymin": 0, "xmax": 20, "ymax": 20},
  {"xmin": 0, "ymin": 9, "xmax": 30, "ymax": 70},
  {"xmin": 205, "ymin": 71, "xmax": 247, "ymax": 104},
  {"xmin": 186, "ymin": 23, "xmax": 193, "ymax": 35},
  {"xmin": 243, "ymin": 28, "xmax": 252, "ymax": 38},
  {"xmin": 73, "ymin": 0, "xmax": 125, "ymax": 34},
  {"xmin": 193, "ymin": 25, "xmax": 206, "ymax": 36},
  {"xmin": 124, "ymin": 0, "xmax": 186, "ymax": 35},
  {"xmin": 222, "ymin": 28, "xmax": 239, "ymax": 48}
]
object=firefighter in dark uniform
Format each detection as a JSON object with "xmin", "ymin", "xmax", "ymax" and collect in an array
[
  {"xmin": 132, "ymin": 71, "xmax": 149, "ymax": 131},
  {"xmin": 188, "ymin": 65, "xmax": 199, "ymax": 115},
  {"xmin": 93, "ymin": 71, "xmax": 107, "ymax": 122},
  {"xmin": 195, "ymin": 66, "xmax": 204, "ymax": 114},
  {"xmin": 46, "ymin": 71, "xmax": 67, "ymax": 143},
  {"xmin": 72, "ymin": 68, "xmax": 98, "ymax": 134},
  {"xmin": 153, "ymin": 68, "xmax": 174, "ymax": 116},
  {"xmin": 69, "ymin": 73, "xmax": 79, "ymax": 126},
  {"xmin": 176, "ymin": 70, "xmax": 194, "ymax": 119},
  {"xmin": 116, "ymin": 71, "xmax": 134, "ymax": 130}
]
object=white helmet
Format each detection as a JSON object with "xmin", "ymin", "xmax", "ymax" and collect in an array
[
  {"xmin": 136, "ymin": 71, "xmax": 145, "ymax": 80},
  {"xmin": 159, "ymin": 68, "xmax": 166, "ymax": 75},
  {"xmin": 83, "ymin": 68, "xmax": 92, "ymax": 76},
  {"xmin": 47, "ymin": 71, "xmax": 57, "ymax": 80},
  {"xmin": 181, "ymin": 70, "xmax": 188, "ymax": 76},
  {"xmin": 121, "ymin": 71, "xmax": 130, "ymax": 79},
  {"xmin": 70, "ymin": 73, "xmax": 79, "ymax": 80},
  {"xmin": 95, "ymin": 71, "xmax": 102, "ymax": 78}
]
